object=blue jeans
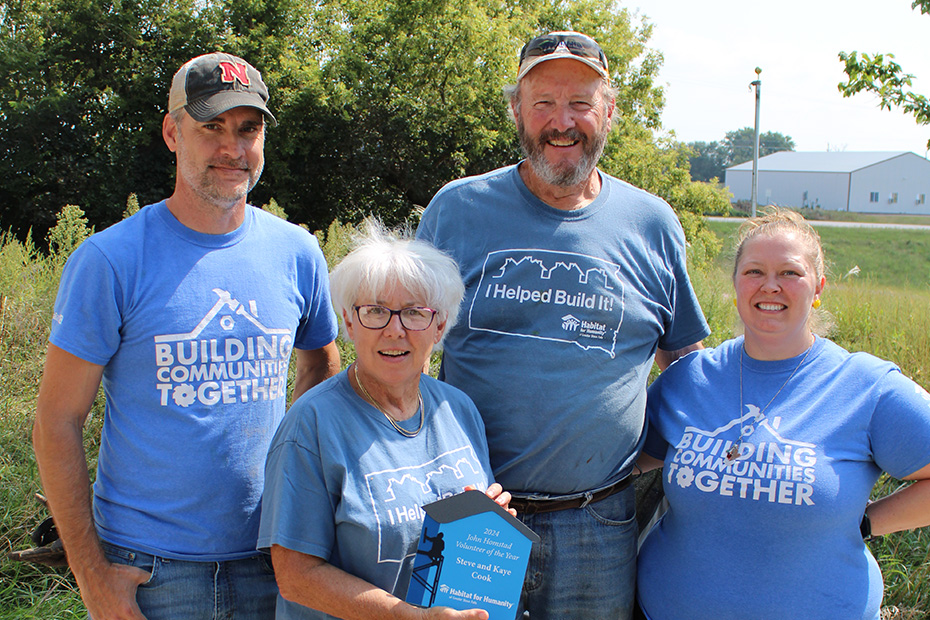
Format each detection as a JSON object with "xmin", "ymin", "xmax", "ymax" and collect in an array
[
  {"xmin": 101, "ymin": 542, "xmax": 278, "ymax": 620},
  {"xmin": 517, "ymin": 485, "xmax": 637, "ymax": 620}
]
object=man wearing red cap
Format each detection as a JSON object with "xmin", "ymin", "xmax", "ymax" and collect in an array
[
  {"xmin": 33, "ymin": 53, "xmax": 341, "ymax": 620},
  {"xmin": 417, "ymin": 32, "xmax": 708, "ymax": 619}
]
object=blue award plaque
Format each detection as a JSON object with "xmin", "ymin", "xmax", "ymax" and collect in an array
[{"xmin": 405, "ymin": 490, "xmax": 539, "ymax": 619}]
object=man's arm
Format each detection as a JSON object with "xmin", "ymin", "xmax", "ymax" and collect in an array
[
  {"xmin": 33, "ymin": 344, "xmax": 149, "ymax": 620},
  {"xmin": 654, "ymin": 341, "xmax": 704, "ymax": 372},
  {"xmin": 291, "ymin": 341, "xmax": 341, "ymax": 402}
]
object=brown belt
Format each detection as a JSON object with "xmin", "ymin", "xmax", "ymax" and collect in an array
[{"xmin": 508, "ymin": 474, "xmax": 634, "ymax": 515}]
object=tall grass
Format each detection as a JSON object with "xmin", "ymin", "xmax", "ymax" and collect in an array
[
  {"xmin": 1, "ymin": 213, "xmax": 929, "ymax": 618},
  {"xmin": 0, "ymin": 224, "xmax": 93, "ymax": 617}
]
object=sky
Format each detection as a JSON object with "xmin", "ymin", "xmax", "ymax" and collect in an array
[{"xmin": 629, "ymin": 0, "xmax": 930, "ymax": 155}]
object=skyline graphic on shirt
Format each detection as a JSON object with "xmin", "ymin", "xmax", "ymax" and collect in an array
[
  {"xmin": 468, "ymin": 249, "xmax": 625, "ymax": 358},
  {"xmin": 365, "ymin": 446, "xmax": 485, "ymax": 564}
]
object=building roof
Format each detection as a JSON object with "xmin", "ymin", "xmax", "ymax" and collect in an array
[{"xmin": 727, "ymin": 151, "xmax": 917, "ymax": 173}]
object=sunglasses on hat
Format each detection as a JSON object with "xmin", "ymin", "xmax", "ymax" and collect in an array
[{"xmin": 517, "ymin": 31, "xmax": 609, "ymax": 80}]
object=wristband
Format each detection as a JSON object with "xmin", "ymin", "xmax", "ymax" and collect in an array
[
  {"xmin": 859, "ymin": 511, "xmax": 872, "ymax": 540},
  {"xmin": 860, "ymin": 502, "xmax": 880, "ymax": 541}
]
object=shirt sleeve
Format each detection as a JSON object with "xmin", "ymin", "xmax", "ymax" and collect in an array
[
  {"xmin": 258, "ymin": 417, "xmax": 336, "ymax": 559},
  {"xmin": 49, "ymin": 241, "xmax": 124, "ymax": 366},
  {"xmin": 643, "ymin": 375, "xmax": 672, "ymax": 461},
  {"xmin": 293, "ymin": 234, "xmax": 339, "ymax": 351},
  {"xmin": 657, "ymin": 218, "xmax": 710, "ymax": 352},
  {"xmin": 870, "ymin": 369, "xmax": 930, "ymax": 478}
]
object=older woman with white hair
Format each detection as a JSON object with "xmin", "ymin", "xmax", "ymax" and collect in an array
[{"xmin": 258, "ymin": 220, "xmax": 510, "ymax": 620}]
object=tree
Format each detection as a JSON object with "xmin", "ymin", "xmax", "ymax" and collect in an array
[
  {"xmin": 721, "ymin": 127, "xmax": 795, "ymax": 167},
  {"xmin": 685, "ymin": 128, "xmax": 794, "ymax": 183},
  {"xmin": 839, "ymin": 1, "xmax": 930, "ymax": 148},
  {"xmin": 1, "ymin": 0, "xmax": 730, "ymax": 264},
  {"xmin": 0, "ymin": 0, "xmax": 221, "ymax": 241},
  {"xmin": 687, "ymin": 141, "xmax": 729, "ymax": 183}
]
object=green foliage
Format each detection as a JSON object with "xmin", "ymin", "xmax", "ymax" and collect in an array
[
  {"xmin": 602, "ymin": 121, "xmax": 729, "ymax": 267},
  {"xmin": 687, "ymin": 140, "xmax": 729, "ymax": 184},
  {"xmin": 260, "ymin": 198, "xmax": 289, "ymax": 220},
  {"xmin": 705, "ymin": 218, "xmax": 930, "ymax": 290},
  {"xmin": 687, "ymin": 127, "xmax": 796, "ymax": 183},
  {"xmin": 45, "ymin": 205, "xmax": 93, "ymax": 260},
  {"xmin": 869, "ymin": 474, "xmax": 930, "ymax": 614},
  {"xmin": 0, "ymin": 0, "xmax": 721, "ymax": 256},
  {"xmin": 266, "ymin": 0, "xmax": 529, "ymax": 228},
  {"xmin": 838, "ymin": 1, "xmax": 930, "ymax": 149},
  {"xmin": 722, "ymin": 127, "xmax": 796, "ymax": 166},
  {"xmin": 0, "ymin": 0, "xmax": 220, "ymax": 241},
  {"xmin": 314, "ymin": 218, "xmax": 358, "ymax": 270},
  {"xmin": 122, "ymin": 194, "xmax": 141, "ymax": 220},
  {"xmin": 0, "ymin": 228, "xmax": 90, "ymax": 619}
]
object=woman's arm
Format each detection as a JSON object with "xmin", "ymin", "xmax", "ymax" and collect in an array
[
  {"xmin": 270, "ymin": 546, "xmax": 490, "ymax": 620},
  {"xmin": 637, "ymin": 453, "xmax": 665, "ymax": 474},
  {"xmin": 867, "ymin": 462, "xmax": 930, "ymax": 537}
]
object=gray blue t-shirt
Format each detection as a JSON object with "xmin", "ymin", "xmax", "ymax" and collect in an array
[
  {"xmin": 258, "ymin": 371, "xmax": 493, "ymax": 619},
  {"xmin": 639, "ymin": 336, "xmax": 930, "ymax": 620},
  {"xmin": 417, "ymin": 164, "xmax": 710, "ymax": 494},
  {"xmin": 50, "ymin": 201, "xmax": 339, "ymax": 560}
]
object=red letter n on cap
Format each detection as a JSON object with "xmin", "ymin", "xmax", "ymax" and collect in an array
[{"xmin": 220, "ymin": 62, "xmax": 250, "ymax": 86}]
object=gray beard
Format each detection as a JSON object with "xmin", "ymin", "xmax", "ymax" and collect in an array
[{"xmin": 518, "ymin": 122, "xmax": 608, "ymax": 187}]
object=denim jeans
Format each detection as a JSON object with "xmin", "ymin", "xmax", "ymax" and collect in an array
[
  {"xmin": 100, "ymin": 542, "xmax": 278, "ymax": 620},
  {"xmin": 517, "ymin": 484, "xmax": 637, "ymax": 620}
]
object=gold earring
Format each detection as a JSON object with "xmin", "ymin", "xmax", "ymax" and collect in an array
[
  {"xmin": 813, "ymin": 299, "xmax": 821, "ymax": 309},
  {"xmin": 732, "ymin": 298, "xmax": 737, "ymax": 307}
]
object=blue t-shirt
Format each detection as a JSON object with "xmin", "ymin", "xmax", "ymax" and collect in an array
[
  {"xmin": 258, "ymin": 371, "xmax": 493, "ymax": 620},
  {"xmin": 417, "ymin": 165, "xmax": 710, "ymax": 494},
  {"xmin": 49, "ymin": 201, "xmax": 339, "ymax": 560},
  {"xmin": 638, "ymin": 336, "xmax": 930, "ymax": 620}
]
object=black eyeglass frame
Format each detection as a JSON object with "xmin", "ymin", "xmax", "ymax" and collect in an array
[
  {"xmin": 519, "ymin": 33, "xmax": 608, "ymax": 72},
  {"xmin": 353, "ymin": 305, "xmax": 438, "ymax": 331}
]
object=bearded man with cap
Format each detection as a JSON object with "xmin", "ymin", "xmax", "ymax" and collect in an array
[
  {"xmin": 416, "ymin": 32, "xmax": 709, "ymax": 619},
  {"xmin": 32, "ymin": 53, "xmax": 340, "ymax": 620}
]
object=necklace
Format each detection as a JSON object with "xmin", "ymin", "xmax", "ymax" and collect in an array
[
  {"xmin": 353, "ymin": 363, "xmax": 424, "ymax": 438},
  {"xmin": 726, "ymin": 340, "xmax": 814, "ymax": 462}
]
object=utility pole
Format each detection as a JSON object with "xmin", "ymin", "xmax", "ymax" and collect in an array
[{"xmin": 750, "ymin": 67, "xmax": 762, "ymax": 217}]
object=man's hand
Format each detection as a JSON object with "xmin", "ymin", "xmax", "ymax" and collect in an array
[{"xmin": 75, "ymin": 560, "xmax": 150, "ymax": 620}]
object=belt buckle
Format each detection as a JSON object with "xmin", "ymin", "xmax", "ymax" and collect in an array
[{"xmin": 578, "ymin": 491, "xmax": 594, "ymax": 509}]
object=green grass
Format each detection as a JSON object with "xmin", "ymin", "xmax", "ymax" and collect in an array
[{"xmin": 706, "ymin": 219, "xmax": 930, "ymax": 291}]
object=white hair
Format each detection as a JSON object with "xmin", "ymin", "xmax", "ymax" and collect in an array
[{"xmin": 329, "ymin": 219, "xmax": 465, "ymax": 345}]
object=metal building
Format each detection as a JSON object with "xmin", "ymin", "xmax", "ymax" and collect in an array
[{"xmin": 724, "ymin": 151, "xmax": 930, "ymax": 214}]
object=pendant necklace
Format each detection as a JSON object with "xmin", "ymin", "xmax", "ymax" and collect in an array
[
  {"xmin": 726, "ymin": 341, "xmax": 813, "ymax": 462},
  {"xmin": 353, "ymin": 363, "xmax": 424, "ymax": 438}
]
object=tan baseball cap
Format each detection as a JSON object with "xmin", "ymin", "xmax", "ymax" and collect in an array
[{"xmin": 517, "ymin": 31, "xmax": 609, "ymax": 81}]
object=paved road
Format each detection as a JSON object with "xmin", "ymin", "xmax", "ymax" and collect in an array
[{"xmin": 707, "ymin": 216, "xmax": 930, "ymax": 232}]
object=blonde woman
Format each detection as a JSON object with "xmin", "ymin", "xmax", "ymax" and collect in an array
[{"xmin": 636, "ymin": 208, "xmax": 930, "ymax": 620}]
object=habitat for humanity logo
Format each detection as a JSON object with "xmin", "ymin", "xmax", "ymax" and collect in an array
[
  {"xmin": 153, "ymin": 288, "xmax": 292, "ymax": 408},
  {"xmin": 469, "ymin": 249, "xmax": 625, "ymax": 357}
]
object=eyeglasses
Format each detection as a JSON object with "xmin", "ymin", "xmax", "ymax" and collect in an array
[
  {"xmin": 519, "ymin": 32, "xmax": 608, "ymax": 74},
  {"xmin": 353, "ymin": 305, "xmax": 438, "ymax": 331}
]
